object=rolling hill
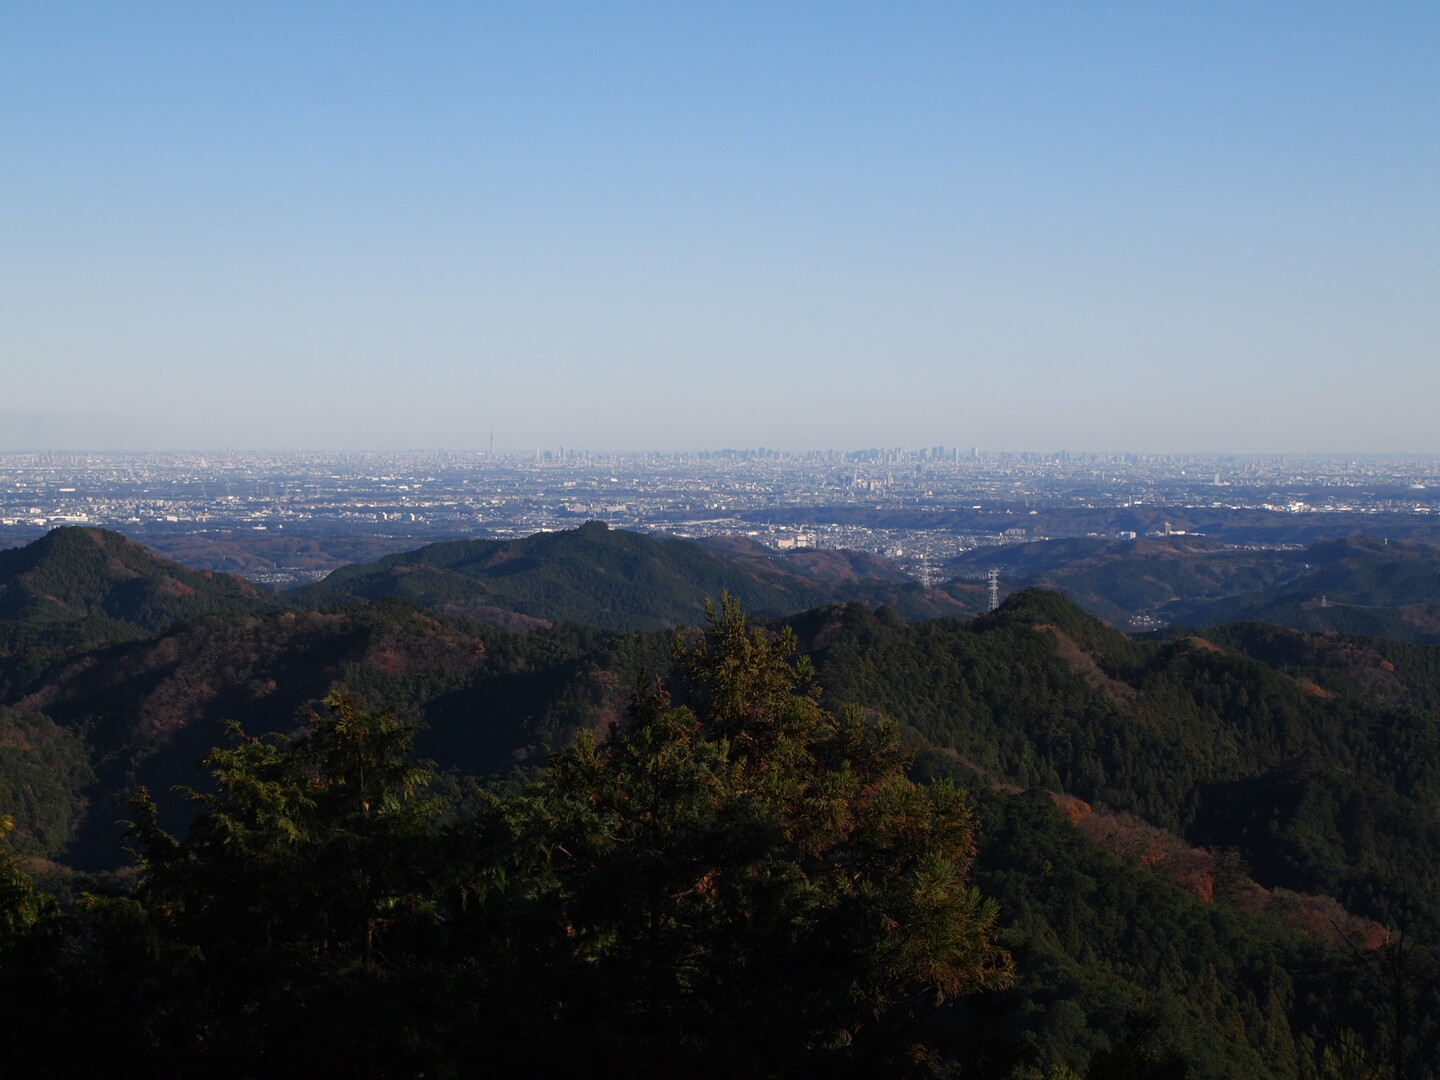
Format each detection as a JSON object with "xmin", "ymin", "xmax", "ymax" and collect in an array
[
  {"xmin": 290, "ymin": 520, "xmax": 984, "ymax": 629},
  {"xmin": 0, "ymin": 526, "xmax": 264, "ymax": 631}
]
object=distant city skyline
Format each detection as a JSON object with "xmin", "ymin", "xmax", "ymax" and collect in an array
[
  {"xmin": 5, "ymin": 444, "xmax": 1440, "ymax": 466},
  {"xmin": 4, "ymin": 4, "xmax": 1437, "ymax": 455},
  {"xmin": 6, "ymin": 419, "xmax": 1440, "ymax": 461}
]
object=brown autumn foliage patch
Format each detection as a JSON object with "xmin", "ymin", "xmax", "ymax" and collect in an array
[
  {"xmin": 1033, "ymin": 625, "xmax": 1137, "ymax": 703},
  {"xmin": 1050, "ymin": 791, "xmax": 1388, "ymax": 949}
]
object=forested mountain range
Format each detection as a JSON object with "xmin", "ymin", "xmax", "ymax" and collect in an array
[{"xmin": 2, "ymin": 525, "xmax": 1439, "ymax": 1076}]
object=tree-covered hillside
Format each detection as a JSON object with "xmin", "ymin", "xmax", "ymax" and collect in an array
[
  {"xmin": 801, "ymin": 591, "xmax": 1440, "ymax": 944},
  {"xmin": 290, "ymin": 520, "xmax": 983, "ymax": 630},
  {"xmin": 0, "ymin": 603, "xmax": 1014, "ymax": 1079},
  {"xmin": 3, "ymin": 528, "xmax": 1440, "ymax": 1075},
  {"xmin": 0, "ymin": 526, "xmax": 264, "ymax": 631}
]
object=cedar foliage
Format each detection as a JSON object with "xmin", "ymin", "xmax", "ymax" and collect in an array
[{"xmin": 447, "ymin": 594, "xmax": 1013, "ymax": 1077}]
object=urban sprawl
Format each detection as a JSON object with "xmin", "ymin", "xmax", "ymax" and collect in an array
[{"xmin": 3, "ymin": 449, "xmax": 1438, "ymax": 586}]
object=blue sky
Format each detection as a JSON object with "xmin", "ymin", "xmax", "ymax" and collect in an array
[{"xmin": 3, "ymin": 2, "xmax": 1436, "ymax": 453}]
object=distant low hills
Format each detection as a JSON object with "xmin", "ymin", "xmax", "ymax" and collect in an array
[
  {"xmin": 953, "ymin": 534, "xmax": 1440, "ymax": 640},
  {"xmin": 290, "ymin": 520, "xmax": 983, "ymax": 630},
  {"xmin": 12, "ymin": 523, "xmax": 1440, "ymax": 649}
]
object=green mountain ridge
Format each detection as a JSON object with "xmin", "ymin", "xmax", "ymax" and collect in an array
[
  {"xmin": 291, "ymin": 519, "xmax": 983, "ymax": 629},
  {"xmin": 0, "ymin": 526, "xmax": 264, "ymax": 631}
]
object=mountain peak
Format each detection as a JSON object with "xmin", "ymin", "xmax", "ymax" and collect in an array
[{"xmin": 0, "ymin": 526, "xmax": 262, "ymax": 631}]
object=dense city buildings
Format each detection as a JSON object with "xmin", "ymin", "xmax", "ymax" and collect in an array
[{"xmin": 3, "ymin": 449, "xmax": 1438, "ymax": 585}]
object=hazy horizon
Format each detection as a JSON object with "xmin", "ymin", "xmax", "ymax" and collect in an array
[
  {"xmin": 5, "ymin": 440, "xmax": 1440, "ymax": 463},
  {"xmin": 4, "ymin": 4, "xmax": 1437, "ymax": 454}
]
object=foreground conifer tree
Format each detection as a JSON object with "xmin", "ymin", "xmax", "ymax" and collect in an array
[
  {"xmin": 457, "ymin": 594, "xmax": 1013, "ymax": 1077},
  {"xmin": 108, "ymin": 693, "xmax": 446, "ymax": 1076}
]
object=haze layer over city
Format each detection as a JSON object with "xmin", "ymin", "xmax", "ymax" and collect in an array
[{"xmin": 4, "ymin": 448, "xmax": 1436, "ymax": 587}]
